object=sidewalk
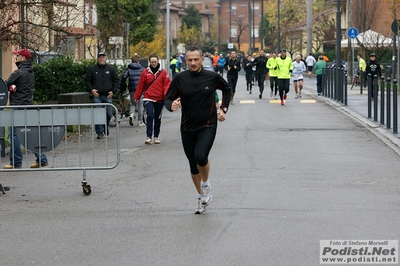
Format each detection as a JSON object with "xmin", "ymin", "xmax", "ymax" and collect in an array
[{"xmin": 302, "ymin": 76, "xmax": 400, "ymax": 155}]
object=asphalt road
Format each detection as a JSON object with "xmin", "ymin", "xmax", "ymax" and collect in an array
[{"xmin": 1, "ymin": 74, "xmax": 400, "ymax": 266}]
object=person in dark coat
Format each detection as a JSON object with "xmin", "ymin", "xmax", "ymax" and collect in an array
[
  {"xmin": 4, "ymin": 49, "xmax": 48, "ymax": 169},
  {"xmin": 120, "ymin": 54, "xmax": 145, "ymax": 126},
  {"xmin": 85, "ymin": 52, "xmax": 120, "ymax": 139}
]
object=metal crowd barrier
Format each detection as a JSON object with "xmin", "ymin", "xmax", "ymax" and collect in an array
[{"xmin": 0, "ymin": 103, "xmax": 120, "ymax": 195}]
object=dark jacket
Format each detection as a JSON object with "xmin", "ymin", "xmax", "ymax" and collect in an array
[
  {"xmin": 85, "ymin": 63, "xmax": 120, "ymax": 96},
  {"xmin": 242, "ymin": 57, "xmax": 253, "ymax": 74},
  {"xmin": 366, "ymin": 60, "xmax": 382, "ymax": 78},
  {"xmin": 253, "ymin": 56, "xmax": 268, "ymax": 74},
  {"xmin": 5, "ymin": 60, "xmax": 34, "ymax": 105},
  {"xmin": 225, "ymin": 58, "xmax": 241, "ymax": 76},
  {"xmin": 120, "ymin": 62, "xmax": 145, "ymax": 92}
]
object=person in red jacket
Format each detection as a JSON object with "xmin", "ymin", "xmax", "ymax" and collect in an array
[{"xmin": 134, "ymin": 53, "xmax": 171, "ymax": 144}]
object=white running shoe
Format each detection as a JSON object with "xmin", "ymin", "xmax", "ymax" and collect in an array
[
  {"xmin": 270, "ymin": 91, "xmax": 273, "ymax": 97},
  {"xmin": 154, "ymin": 137, "xmax": 161, "ymax": 144},
  {"xmin": 194, "ymin": 199, "xmax": 206, "ymax": 214},
  {"xmin": 138, "ymin": 121, "xmax": 145, "ymax": 127},
  {"xmin": 201, "ymin": 184, "xmax": 212, "ymax": 206},
  {"xmin": 145, "ymin": 137, "xmax": 152, "ymax": 144},
  {"xmin": 129, "ymin": 114, "xmax": 134, "ymax": 126}
]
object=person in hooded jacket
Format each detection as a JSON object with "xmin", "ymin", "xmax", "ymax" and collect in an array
[
  {"xmin": 134, "ymin": 53, "xmax": 171, "ymax": 144},
  {"xmin": 120, "ymin": 54, "xmax": 145, "ymax": 126},
  {"xmin": 3, "ymin": 49, "xmax": 48, "ymax": 169}
]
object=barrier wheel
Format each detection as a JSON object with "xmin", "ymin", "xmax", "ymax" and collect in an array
[{"xmin": 82, "ymin": 183, "xmax": 91, "ymax": 195}]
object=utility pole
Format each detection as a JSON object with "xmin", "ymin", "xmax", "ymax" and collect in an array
[
  {"xmin": 306, "ymin": 0, "xmax": 312, "ymax": 55},
  {"xmin": 277, "ymin": 0, "xmax": 281, "ymax": 52}
]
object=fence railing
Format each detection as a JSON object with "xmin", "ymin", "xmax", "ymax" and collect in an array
[{"xmin": 322, "ymin": 67, "xmax": 399, "ymax": 134}]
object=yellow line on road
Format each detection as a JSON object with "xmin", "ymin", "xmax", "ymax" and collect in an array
[
  {"xmin": 240, "ymin": 100, "xmax": 256, "ymax": 104},
  {"xmin": 300, "ymin": 100, "xmax": 316, "ymax": 103}
]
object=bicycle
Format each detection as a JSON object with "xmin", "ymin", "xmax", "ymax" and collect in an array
[
  {"xmin": 350, "ymin": 71, "xmax": 359, "ymax": 90},
  {"xmin": 112, "ymin": 92, "xmax": 147, "ymax": 125}
]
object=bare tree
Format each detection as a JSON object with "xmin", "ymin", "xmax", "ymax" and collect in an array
[
  {"xmin": 234, "ymin": 16, "xmax": 249, "ymax": 52},
  {"xmin": 352, "ymin": 0, "xmax": 379, "ymax": 33},
  {"xmin": 0, "ymin": 0, "xmax": 93, "ymax": 54}
]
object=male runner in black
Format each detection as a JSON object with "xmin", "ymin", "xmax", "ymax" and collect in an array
[{"xmin": 164, "ymin": 46, "xmax": 232, "ymax": 214}]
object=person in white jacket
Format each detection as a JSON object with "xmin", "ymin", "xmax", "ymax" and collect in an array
[
  {"xmin": 305, "ymin": 53, "xmax": 316, "ymax": 78},
  {"xmin": 292, "ymin": 55, "xmax": 306, "ymax": 98}
]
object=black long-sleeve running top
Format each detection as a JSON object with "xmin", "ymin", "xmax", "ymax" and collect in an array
[{"xmin": 164, "ymin": 68, "xmax": 232, "ymax": 131}]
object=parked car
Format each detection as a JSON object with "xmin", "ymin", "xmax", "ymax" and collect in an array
[{"xmin": 203, "ymin": 57, "xmax": 214, "ymax": 72}]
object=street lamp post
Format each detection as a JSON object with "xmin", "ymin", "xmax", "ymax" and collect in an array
[
  {"xmin": 214, "ymin": 3, "xmax": 221, "ymax": 53},
  {"xmin": 277, "ymin": 0, "xmax": 281, "ymax": 51},
  {"xmin": 229, "ymin": 0, "xmax": 232, "ymax": 43},
  {"xmin": 252, "ymin": 0, "xmax": 255, "ymax": 52}
]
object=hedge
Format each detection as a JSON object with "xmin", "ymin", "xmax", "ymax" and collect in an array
[{"xmin": 33, "ymin": 56, "xmax": 126, "ymax": 102}]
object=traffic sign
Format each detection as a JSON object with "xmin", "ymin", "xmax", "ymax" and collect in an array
[
  {"xmin": 347, "ymin": 27, "xmax": 359, "ymax": 39},
  {"xmin": 391, "ymin": 20, "xmax": 400, "ymax": 34}
]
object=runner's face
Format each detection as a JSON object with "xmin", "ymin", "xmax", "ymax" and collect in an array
[
  {"xmin": 185, "ymin": 50, "xmax": 203, "ymax": 73},
  {"xmin": 231, "ymin": 51, "xmax": 237, "ymax": 58}
]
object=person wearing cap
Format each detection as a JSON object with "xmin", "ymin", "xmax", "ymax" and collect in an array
[
  {"xmin": 85, "ymin": 52, "xmax": 120, "ymax": 139},
  {"xmin": 366, "ymin": 53, "xmax": 382, "ymax": 100},
  {"xmin": 212, "ymin": 52, "xmax": 219, "ymax": 72},
  {"xmin": 3, "ymin": 49, "xmax": 48, "ymax": 169},
  {"xmin": 266, "ymin": 50, "xmax": 279, "ymax": 99},
  {"xmin": 276, "ymin": 48, "xmax": 293, "ymax": 105},
  {"xmin": 217, "ymin": 54, "xmax": 226, "ymax": 77}
]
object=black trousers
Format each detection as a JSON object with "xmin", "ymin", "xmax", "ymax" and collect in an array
[{"xmin": 278, "ymin": 78, "xmax": 290, "ymax": 100}]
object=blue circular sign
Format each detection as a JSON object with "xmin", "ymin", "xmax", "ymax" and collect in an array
[{"xmin": 348, "ymin": 27, "xmax": 359, "ymax": 39}]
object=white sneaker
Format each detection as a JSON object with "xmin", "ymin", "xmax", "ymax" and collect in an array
[
  {"xmin": 138, "ymin": 121, "xmax": 145, "ymax": 127},
  {"xmin": 145, "ymin": 137, "xmax": 152, "ymax": 144},
  {"xmin": 154, "ymin": 137, "xmax": 161, "ymax": 144},
  {"xmin": 270, "ymin": 91, "xmax": 273, "ymax": 97},
  {"xmin": 201, "ymin": 184, "xmax": 212, "ymax": 206},
  {"xmin": 295, "ymin": 93, "xmax": 299, "ymax": 98},
  {"xmin": 194, "ymin": 198, "xmax": 206, "ymax": 214},
  {"xmin": 129, "ymin": 115, "xmax": 134, "ymax": 126}
]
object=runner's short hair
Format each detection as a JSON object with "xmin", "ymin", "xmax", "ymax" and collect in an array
[{"xmin": 187, "ymin": 46, "xmax": 203, "ymax": 57}]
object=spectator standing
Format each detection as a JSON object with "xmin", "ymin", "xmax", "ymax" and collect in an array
[
  {"xmin": 164, "ymin": 46, "xmax": 231, "ymax": 214},
  {"xmin": 134, "ymin": 53, "xmax": 171, "ymax": 144},
  {"xmin": 366, "ymin": 53, "xmax": 382, "ymax": 100},
  {"xmin": 314, "ymin": 56, "xmax": 327, "ymax": 95},
  {"xmin": 276, "ymin": 48, "xmax": 293, "ymax": 106},
  {"xmin": 3, "ymin": 49, "xmax": 48, "ymax": 169},
  {"xmin": 120, "ymin": 54, "xmax": 145, "ymax": 126},
  {"xmin": 224, "ymin": 50, "xmax": 241, "ymax": 105},
  {"xmin": 266, "ymin": 50, "xmax": 279, "ymax": 99},
  {"xmin": 357, "ymin": 54, "xmax": 367, "ymax": 88},
  {"xmin": 85, "ymin": 52, "xmax": 120, "ymax": 139},
  {"xmin": 253, "ymin": 50, "xmax": 268, "ymax": 99},
  {"xmin": 305, "ymin": 53, "xmax": 316, "ymax": 78}
]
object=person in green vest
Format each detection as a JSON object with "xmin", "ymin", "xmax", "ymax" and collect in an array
[
  {"xmin": 314, "ymin": 56, "xmax": 327, "ymax": 96},
  {"xmin": 266, "ymin": 50, "xmax": 279, "ymax": 99},
  {"xmin": 170, "ymin": 55, "xmax": 179, "ymax": 79}
]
